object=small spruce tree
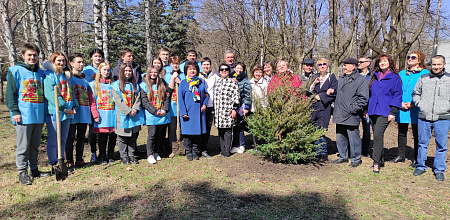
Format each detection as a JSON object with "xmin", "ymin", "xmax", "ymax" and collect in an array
[{"xmin": 246, "ymin": 76, "xmax": 326, "ymax": 164}]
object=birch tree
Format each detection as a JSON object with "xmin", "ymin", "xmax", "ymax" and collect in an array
[
  {"xmin": 144, "ymin": 0, "xmax": 153, "ymax": 66},
  {"xmin": 41, "ymin": 0, "xmax": 54, "ymax": 57},
  {"xmin": 93, "ymin": 0, "xmax": 102, "ymax": 49},
  {"xmin": 61, "ymin": 0, "xmax": 68, "ymax": 55},
  {"xmin": 27, "ymin": 0, "xmax": 45, "ymax": 61},
  {"xmin": 0, "ymin": 0, "xmax": 19, "ymax": 66},
  {"xmin": 101, "ymin": 0, "xmax": 109, "ymax": 62}
]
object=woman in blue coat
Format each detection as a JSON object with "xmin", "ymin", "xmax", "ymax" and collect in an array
[
  {"xmin": 178, "ymin": 61, "xmax": 210, "ymax": 161},
  {"xmin": 393, "ymin": 51, "xmax": 429, "ymax": 166},
  {"xmin": 368, "ymin": 54, "xmax": 403, "ymax": 173}
]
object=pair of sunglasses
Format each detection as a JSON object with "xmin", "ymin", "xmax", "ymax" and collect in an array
[
  {"xmin": 220, "ymin": 68, "xmax": 230, "ymax": 72},
  {"xmin": 407, "ymin": 56, "xmax": 418, "ymax": 60},
  {"xmin": 358, "ymin": 61, "xmax": 369, "ymax": 64},
  {"xmin": 317, "ymin": 63, "xmax": 327, "ymax": 67}
]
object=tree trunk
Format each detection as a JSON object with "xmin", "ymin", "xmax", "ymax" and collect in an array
[
  {"xmin": 433, "ymin": 0, "xmax": 442, "ymax": 56},
  {"xmin": 0, "ymin": 0, "xmax": 18, "ymax": 66},
  {"xmin": 41, "ymin": 0, "xmax": 54, "ymax": 58},
  {"xmin": 101, "ymin": 0, "xmax": 109, "ymax": 62},
  {"xmin": 27, "ymin": 0, "xmax": 45, "ymax": 61},
  {"xmin": 93, "ymin": 0, "xmax": 102, "ymax": 49},
  {"xmin": 61, "ymin": 0, "xmax": 68, "ymax": 55},
  {"xmin": 145, "ymin": 0, "xmax": 153, "ymax": 66}
]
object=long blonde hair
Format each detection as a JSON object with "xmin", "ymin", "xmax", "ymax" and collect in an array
[
  {"xmin": 94, "ymin": 62, "xmax": 111, "ymax": 97},
  {"xmin": 145, "ymin": 65, "xmax": 166, "ymax": 105},
  {"xmin": 49, "ymin": 51, "xmax": 72, "ymax": 78}
]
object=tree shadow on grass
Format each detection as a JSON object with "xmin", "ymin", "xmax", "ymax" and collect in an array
[{"xmin": 0, "ymin": 180, "xmax": 354, "ymax": 219}]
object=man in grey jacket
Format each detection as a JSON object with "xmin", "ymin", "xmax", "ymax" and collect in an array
[
  {"xmin": 412, "ymin": 55, "xmax": 449, "ymax": 181},
  {"xmin": 332, "ymin": 58, "xmax": 369, "ymax": 167}
]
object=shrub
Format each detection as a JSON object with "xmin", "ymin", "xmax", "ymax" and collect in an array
[{"xmin": 246, "ymin": 77, "xmax": 326, "ymax": 164}]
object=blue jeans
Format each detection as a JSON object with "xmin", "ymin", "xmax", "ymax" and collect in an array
[
  {"xmin": 417, "ymin": 119, "xmax": 449, "ymax": 173},
  {"xmin": 46, "ymin": 115, "xmax": 71, "ymax": 165},
  {"xmin": 361, "ymin": 115, "xmax": 371, "ymax": 155},
  {"xmin": 316, "ymin": 136, "xmax": 327, "ymax": 155}
]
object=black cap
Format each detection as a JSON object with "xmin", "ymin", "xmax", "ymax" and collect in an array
[
  {"xmin": 302, "ymin": 58, "xmax": 315, "ymax": 65},
  {"xmin": 341, "ymin": 57, "xmax": 358, "ymax": 65}
]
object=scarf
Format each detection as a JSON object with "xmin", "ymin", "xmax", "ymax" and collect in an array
[{"xmin": 186, "ymin": 76, "xmax": 200, "ymax": 102}]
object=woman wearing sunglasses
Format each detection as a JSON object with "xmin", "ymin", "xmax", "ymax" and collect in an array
[
  {"xmin": 214, "ymin": 64, "xmax": 240, "ymax": 157},
  {"xmin": 308, "ymin": 58, "xmax": 338, "ymax": 161},
  {"xmin": 392, "ymin": 51, "xmax": 429, "ymax": 167}
]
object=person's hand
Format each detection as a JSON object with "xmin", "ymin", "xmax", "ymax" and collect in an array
[
  {"xmin": 406, "ymin": 102, "xmax": 414, "ymax": 109},
  {"xmin": 243, "ymin": 108, "xmax": 249, "ymax": 115},
  {"xmin": 64, "ymin": 109, "xmax": 75, "ymax": 116},
  {"xmin": 201, "ymin": 105, "xmax": 206, "ymax": 112},
  {"xmin": 158, "ymin": 110, "xmax": 167, "ymax": 116},
  {"xmin": 315, "ymin": 94, "xmax": 321, "ymax": 101},
  {"xmin": 388, "ymin": 115, "xmax": 395, "ymax": 122},
  {"xmin": 230, "ymin": 110, "xmax": 236, "ymax": 119},
  {"xmin": 232, "ymin": 78, "xmax": 237, "ymax": 83},
  {"xmin": 182, "ymin": 114, "xmax": 189, "ymax": 118},
  {"xmin": 313, "ymin": 77, "xmax": 321, "ymax": 85},
  {"xmin": 94, "ymin": 117, "xmax": 100, "ymax": 123},
  {"xmin": 326, "ymin": 88, "xmax": 334, "ymax": 95},
  {"xmin": 401, "ymin": 102, "xmax": 408, "ymax": 109},
  {"xmin": 175, "ymin": 78, "xmax": 181, "ymax": 84},
  {"xmin": 13, "ymin": 115, "xmax": 21, "ymax": 123},
  {"xmin": 363, "ymin": 110, "xmax": 368, "ymax": 119},
  {"xmin": 129, "ymin": 109, "xmax": 136, "ymax": 117},
  {"xmin": 172, "ymin": 71, "xmax": 179, "ymax": 79}
]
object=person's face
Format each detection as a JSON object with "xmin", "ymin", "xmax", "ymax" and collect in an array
[
  {"xmin": 302, "ymin": 63, "xmax": 313, "ymax": 73},
  {"xmin": 122, "ymin": 52, "xmax": 134, "ymax": 63},
  {"xmin": 124, "ymin": 66, "xmax": 133, "ymax": 78},
  {"xmin": 358, "ymin": 58, "xmax": 370, "ymax": 70},
  {"xmin": 277, "ymin": 61, "xmax": 288, "ymax": 73},
  {"xmin": 171, "ymin": 62, "xmax": 180, "ymax": 71},
  {"xmin": 317, "ymin": 61, "xmax": 327, "ymax": 73},
  {"xmin": 342, "ymin": 63, "xmax": 355, "ymax": 74},
  {"xmin": 235, "ymin": 65, "xmax": 243, "ymax": 74},
  {"xmin": 224, "ymin": 53, "xmax": 234, "ymax": 65},
  {"xmin": 187, "ymin": 52, "xmax": 197, "ymax": 61},
  {"xmin": 91, "ymin": 53, "xmax": 103, "ymax": 65},
  {"xmin": 264, "ymin": 64, "xmax": 273, "ymax": 76},
  {"xmin": 202, "ymin": 61, "xmax": 211, "ymax": 73},
  {"xmin": 187, "ymin": 66, "xmax": 197, "ymax": 78},
  {"xmin": 22, "ymin": 50, "xmax": 38, "ymax": 66},
  {"xmin": 379, "ymin": 57, "xmax": 390, "ymax": 71},
  {"xmin": 407, "ymin": 53, "xmax": 419, "ymax": 67},
  {"xmin": 431, "ymin": 57, "xmax": 445, "ymax": 74},
  {"xmin": 55, "ymin": 55, "xmax": 66, "ymax": 68},
  {"xmin": 159, "ymin": 51, "xmax": 169, "ymax": 62},
  {"xmin": 254, "ymin": 70, "xmax": 263, "ymax": 81},
  {"xmin": 100, "ymin": 65, "xmax": 110, "ymax": 79},
  {"xmin": 149, "ymin": 68, "xmax": 158, "ymax": 79},
  {"xmin": 153, "ymin": 59, "xmax": 162, "ymax": 70},
  {"xmin": 219, "ymin": 65, "xmax": 230, "ymax": 78},
  {"xmin": 70, "ymin": 57, "xmax": 84, "ymax": 72}
]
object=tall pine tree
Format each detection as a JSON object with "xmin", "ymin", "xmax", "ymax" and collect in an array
[{"xmin": 162, "ymin": 0, "xmax": 199, "ymax": 60}]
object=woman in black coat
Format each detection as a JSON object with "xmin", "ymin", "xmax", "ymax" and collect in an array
[{"xmin": 309, "ymin": 58, "xmax": 338, "ymax": 161}]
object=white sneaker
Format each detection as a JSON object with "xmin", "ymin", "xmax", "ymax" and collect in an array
[
  {"xmin": 237, "ymin": 146, "xmax": 245, "ymax": 154},
  {"xmin": 230, "ymin": 147, "xmax": 239, "ymax": 153},
  {"xmin": 147, "ymin": 155, "xmax": 156, "ymax": 164},
  {"xmin": 154, "ymin": 153, "xmax": 161, "ymax": 161}
]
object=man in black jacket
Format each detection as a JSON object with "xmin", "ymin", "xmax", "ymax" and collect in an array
[
  {"xmin": 332, "ymin": 58, "xmax": 369, "ymax": 167},
  {"xmin": 112, "ymin": 48, "xmax": 143, "ymax": 83}
]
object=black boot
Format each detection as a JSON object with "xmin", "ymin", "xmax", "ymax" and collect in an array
[
  {"xmin": 19, "ymin": 171, "xmax": 32, "ymax": 185},
  {"xmin": 390, "ymin": 156, "xmax": 405, "ymax": 163},
  {"xmin": 31, "ymin": 169, "xmax": 51, "ymax": 178}
]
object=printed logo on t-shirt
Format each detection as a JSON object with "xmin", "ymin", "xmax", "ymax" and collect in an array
[
  {"xmin": 57, "ymin": 79, "xmax": 73, "ymax": 102},
  {"xmin": 151, "ymin": 90, "xmax": 162, "ymax": 110},
  {"xmin": 97, "ymin": 90, "xmax": 115, "ymax": 110},
  {"xmin": 74, "ymin": 84, "xmax": 89, "ymax": 106},
  {"xmin": 21, "ymin": 79, "xmax": 44, "ymax": 103},
  {"xmin": 122, "ymin": 90, "xmax": 135, "ymax": 108}
]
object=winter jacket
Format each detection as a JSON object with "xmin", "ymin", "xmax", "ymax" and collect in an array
[
  {"xmin": 333, "ymin": 70, "xmax": 369, "ymax": 126},
  {"xmin": 412, "ymin": 70, "xmax": 450, "ymax": 121},
  {"xmin": 234, "ymin": 71, "xmax": 251, "ymax": 108},
  {"xmin": 268, "ymin": 71, "xmax": 302, "ymax": 94},
  {"xmin": 309, "ymin": 73, "xmax": 338, "ymax": 129},
  {"xmin": 214, "ymin": 77, "xmax": 240, "ymax": 128},
  {"xmin": 199, "ymin": 71, "xmax": 220, "ymax": 108},
  {"xmin": 395, "ymin": 68, "xmax": 430, "ymax": 124},
  {"xmin": 367, "ymin": 70, "xmax": 402, "ymax": 117},
  {"xmin": 178, "ymin": 78, "xmax": 210, "ymax": 135},
  {"xmin": 111, "ymin": 58, "xmax": 143, "ymax": 83}
]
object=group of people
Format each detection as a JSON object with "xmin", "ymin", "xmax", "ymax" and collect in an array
[{"xmin": 6, "ymin": 42, "xmax": 448, "ymax": 186}]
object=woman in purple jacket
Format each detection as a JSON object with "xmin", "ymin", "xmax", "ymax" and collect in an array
[{"xmin": 368, "ymin": 54, "xmax": 403, "ymax": 173}]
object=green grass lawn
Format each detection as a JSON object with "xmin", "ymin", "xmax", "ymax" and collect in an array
[{"xmin": 0, "ymin": 102, "xmax": 448, "ymax": 219}]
